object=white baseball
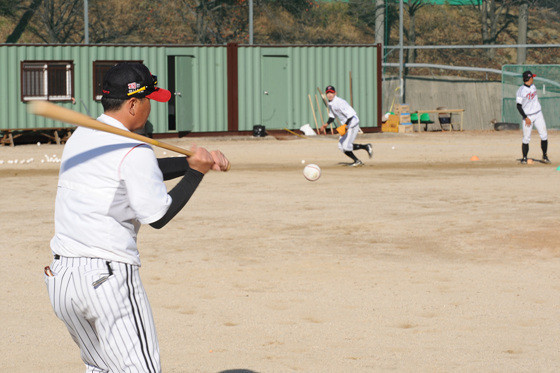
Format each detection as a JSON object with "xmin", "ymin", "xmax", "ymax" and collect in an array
[{"xmin": 303, "ymin": 164, "xmax": 321, "ymax": 182}]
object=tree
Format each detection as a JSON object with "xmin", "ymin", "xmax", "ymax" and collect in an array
[
  {"xmin": 517, "ymin": 0, "xmax": 528, "ymax": 63},
  {"xmin": 39, "ymin": 0, "xmax": 83, "ymax": 43},
  {"xmin": 404, "ymin": 0, "xmax": 426, "ymax": 65},
  {"xmin": 156, "ymin": 0, "xmax": 248, "ymax": 44},
  {"xmin": 4, "ymin": 0, "xmax": 42, "ymax": 43},
  {"xmin": 266, "ymin": 0, "xmax": 316, "ymax": 15},
  {"xmin": 86, "ymin": 0, "xmax": 156, "ymax": 44},
  {"xmin": 476, "ymin": 0, "xmax": 515, "ymax": 58},
  {"xmin": 375, "ymin": 0, "xmax": 384, "ymax": 46},
  {"xmin": 0, "ymin": 0, "xmax": 16, "ymax": 16}
]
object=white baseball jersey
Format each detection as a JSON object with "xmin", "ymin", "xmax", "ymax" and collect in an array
[
  {"xmin": 328, "ymin": 95, "xmax": 359, "ymax": 128},
  {"xmin": 516, "ymin": 83, "xmax": 541, "ymax": 116},
  {"xmin": 50, "ymin": 114, "xmax": 171, "ymax": 266},
  {"xmin": 516, "ymin": 83, "xmax": 547, "ymax": 143},
  {"xmin": 328, "ymin": 95, "xmax": 361, "ymax": 151}
]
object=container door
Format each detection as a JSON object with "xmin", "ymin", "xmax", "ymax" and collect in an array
[
  {"xmin": 262, "ymin": 56, "xmax": 289, "ymax": 129},
  {"xmin": 174, "ymin": 56, "xmax": 194, "ymax": 133}
]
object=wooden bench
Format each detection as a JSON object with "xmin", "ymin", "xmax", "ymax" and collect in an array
[{"xmin": 0, "ymin": 127, "xmax": 74, "ymax": 147}]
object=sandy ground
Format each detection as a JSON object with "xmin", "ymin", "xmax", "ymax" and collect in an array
[{"xmin": 2, "ymin": 129, "xmax": 560, "ymax": 373}]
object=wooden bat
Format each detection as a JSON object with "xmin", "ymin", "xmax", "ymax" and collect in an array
[
  {"xmin": 315, "ymin": 94, "xmax": 325, "ymax": 127},
  {"xmin": 27, "ymin": 101, "xmax": 230, "ymax": 171},
  {"xmin": 349, "ymin": 71, "xmax": 353, "ymax": 107},
  {"xmin": 308, "ymin": 94, "xmax": 319, "ymax": 134},
  {"xmin": 316, "ymin": 87, "xmax": 336, "ymax": 135}
]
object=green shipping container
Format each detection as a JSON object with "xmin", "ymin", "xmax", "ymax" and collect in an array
[{"xmin": 0, "ymin": 44, "xmax": 381, "ymax": 136}]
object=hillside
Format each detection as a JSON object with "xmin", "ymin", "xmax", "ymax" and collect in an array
[
  {"xmin": 1, "ymin": 2, "xmax": 560, "ymax": 80},
  {"xmin": 385, "ymin": 4, "xmax": 560, "ymax": 80}
]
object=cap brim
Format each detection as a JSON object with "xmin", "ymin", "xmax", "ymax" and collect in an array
[
  {"xmin": 326, "ymin": 90, "xmax": 335, "ymax": 93},
  {"xmin": 147, "ymin": 88, "xmax": 172, "ymax": 102}
]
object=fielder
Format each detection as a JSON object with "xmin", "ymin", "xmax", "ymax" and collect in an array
[
  {"xmin": 44, "ymin": 62, "xmax": 229, "ymax": 372},
  {"xmin": 319, "ymin": 85, "xmax": 372, "ymax": 167},
  {"xmin": 516, "ymin": 70, "xmax": 550, "ymax": 164}
]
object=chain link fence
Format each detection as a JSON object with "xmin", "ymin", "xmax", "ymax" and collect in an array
[{"xmin": 502, "ymin": 64, "xmax": 560, "ymax": 128}]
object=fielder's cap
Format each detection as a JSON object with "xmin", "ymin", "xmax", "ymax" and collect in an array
[
  {"xmin": 102, "ymin": 62, "xmax": 171, "ymax": 102},
  {"xmin": 325, "ymin": 85, "xmax": 336, "ymax": 93},
  {"xmin": 523, "ymin": 70, "xmax": 536, "ymax": 82}
]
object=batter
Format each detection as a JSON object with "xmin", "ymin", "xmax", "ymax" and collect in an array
[{"xmin": 44, "ymin": 62, "xmax": 229, "ymax": 372}]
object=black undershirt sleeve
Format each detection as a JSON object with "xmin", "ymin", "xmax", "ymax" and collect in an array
[
  {"xmin": 157, "ymin": 157, "xmax": 190, "ymax": 180},
  {"xmin": 150, "ymin": 164, "xmax": 204, "ymax": 229},
  {"xmin": 327, "ymin": 117, "xmax": 335, "ymax": 125},
  {"xmin": 517, "ymin": 103, "xmax": 527, "ymax": 119}
]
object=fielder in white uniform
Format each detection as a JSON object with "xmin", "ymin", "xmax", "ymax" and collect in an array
[
  {"xmin": 516, "ymin": 70, "xmax": 550, "ymax": 164},
  {"xmin": 44, "ymin": 62, "xmax": 229, "ymax": 372},
  {"xmin": 319, "ymin": 85, "xmax": 372, "ymax": 167}
]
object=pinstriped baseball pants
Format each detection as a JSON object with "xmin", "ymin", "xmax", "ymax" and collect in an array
[{"xmin": 45, "ymin": 256, "xmax": 161, "ymax": 373}]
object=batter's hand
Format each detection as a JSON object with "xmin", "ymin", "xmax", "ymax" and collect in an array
[
  {"xmin": 209, "ymin": 150, "xmax": 230, "ymax": 172},
  {"xmin": 525, "ymin": 117, "xmax": 531, "ymax": 126},
  {"xmin": 186, "ymin": 145, "xmax": 229, "ymax": 174}
]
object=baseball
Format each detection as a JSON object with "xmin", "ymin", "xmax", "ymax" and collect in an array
[{"xmin": 303, "ymin": 164, "xmax": 321, "ymax": 182}]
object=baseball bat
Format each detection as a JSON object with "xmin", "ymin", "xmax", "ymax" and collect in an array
[
  {"xmin": 28, "ymin": 101, "xmax": 230, "ymax": 171},
  {"xmin": 315, "ymin": 94, "xmax": 325, "ymax": 125},
  {"xmin": 308, "ymin": 94, "xmax": 319, "ymax": 134},
  {"xmin": 349, "ymin": 71, "xmax": 353, "ymax": 107}
]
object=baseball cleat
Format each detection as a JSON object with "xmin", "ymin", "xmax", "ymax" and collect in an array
[
  {"xmin": 520, "ymin": 157, "xmax": 528, "ymax": 164},
  {"xmin": 543, "ymin": 155, "xmax": 551, "ymax": 164},
  {"xmin": 347, "ymin": 160, "xmax": 364, "ymax": 167},
  {"xmin": 366, "ymin": 144, "xmax": 373, "ymax": 159}
]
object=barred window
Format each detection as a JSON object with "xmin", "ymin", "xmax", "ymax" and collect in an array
[
  {"xmin": 21, "ymin": 61, "xmax": 73, "ymax": 102},
  {"xmin": 93, "ymin": 60, "xmax": 142, "ymax": 101}
]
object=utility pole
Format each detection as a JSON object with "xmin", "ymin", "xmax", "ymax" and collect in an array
[
  {"xmin": 375, "ymin": 0, "xmax": 384, "ymax": 47},
  {"xmin": 84, "ymin": 0, "xmax": 89, "ymax": 44},
  {"xmin": 249, "ymin": 0, "xmax": 253, "ymax": 44},
  {"xmin": 399, "ymin": 0, "xmax": 404, "ymax": 103}
]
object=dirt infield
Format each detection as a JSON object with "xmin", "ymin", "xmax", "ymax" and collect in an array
[{"xmin": 2, "ymin": 130, "xmax": 560, "ymax": 372}]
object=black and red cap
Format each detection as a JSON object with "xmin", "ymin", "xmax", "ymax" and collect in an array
[
  {"xmin": 325, "ymin": 85, "xmax": 336, "ymax": 93},
  {"xmin": 522, "ymin": 70, "xmax": 536, "ymax": 82},
  {"xmin": 102, "ymin": 62, "xmax": 171, "ymax": 102}
]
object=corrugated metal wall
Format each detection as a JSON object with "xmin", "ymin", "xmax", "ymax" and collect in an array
[
  {"xmin": 0, "ymin": 44, "xmax": 379, "ymax": 133},
  {"xmin": 163, "ymin": 46, "xmax": 228, "ymax": 133},
  {"xmin": 238, "ymin": 45, "xmax": 379, "ymax": 131},
  {"xmin": 0, "ymin": 45, "xmax": 172, "ymax": 132}
]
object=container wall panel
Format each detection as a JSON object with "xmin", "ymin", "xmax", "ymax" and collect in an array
[
  {"xmin": 237, "ymin": 45, "xmax": 379, "ymax": 131},
  {"xmin": 0, "ymin": 45, "xmax": 172, "ymax": 132},
  {"xmin": 238, "ymin": 47, "xmax": 262, "ymax": 131}
]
